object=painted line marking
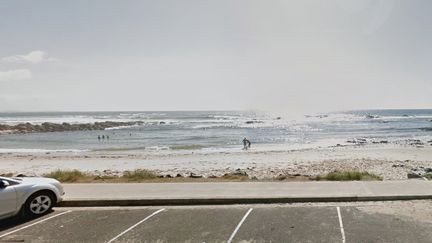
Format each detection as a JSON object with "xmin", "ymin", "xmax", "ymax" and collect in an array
[
  {"xmin": 106, "ymin": 208, "xmax": 165, "ymax": 243},
  {"xmin": 0, "ymin": 210, "xmax": 72, "ymax": 239},
  {"xmin": 227, "ymin": 208, "xmax": 253, "ymax": 243},
  {"xmin": 422, "ymin": 177, "xmax": 429, "ymax": 181},
  {"xmin": 336, "ymin": 206, "xmax": 346, "ymax": 243}
]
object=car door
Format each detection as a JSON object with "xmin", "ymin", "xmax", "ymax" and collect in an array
[{"xmin": 0, "ymin": 180, "xmax": 17, "ymax": 219}]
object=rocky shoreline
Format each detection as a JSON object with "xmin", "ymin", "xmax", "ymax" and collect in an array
[{"xmin": 0, "ymin": 121, "xmax": 144, "ymax": 135}]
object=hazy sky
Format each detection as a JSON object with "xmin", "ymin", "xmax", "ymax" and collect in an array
[{"xmin": 0, "ymin": 0, "xmax": 431, "ymax": 114}]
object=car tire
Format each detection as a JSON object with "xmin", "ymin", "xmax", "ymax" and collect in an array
[{"xmin": 24, "ymin": 191, "xmax": 55, "ymax": 218}]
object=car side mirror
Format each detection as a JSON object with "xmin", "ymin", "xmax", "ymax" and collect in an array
[{"xmin": 0, "ymin": 180, "xmax": 10, "ymax": 189}]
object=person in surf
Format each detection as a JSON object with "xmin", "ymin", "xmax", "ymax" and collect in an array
[{"xmin": 243, "ymin": 138, "xmax": 251, "ymax": 150}]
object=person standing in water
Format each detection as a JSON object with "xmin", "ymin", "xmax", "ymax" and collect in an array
[{"xmin": 242, "ymin": 138, "xmax": 251, "ymax": 150}]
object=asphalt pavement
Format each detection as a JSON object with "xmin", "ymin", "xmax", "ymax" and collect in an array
[{"xmin": 1, "ymin": 202, "xmax": 432, "ymax": 242}]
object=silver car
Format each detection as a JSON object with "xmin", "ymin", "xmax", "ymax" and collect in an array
[{"xmin": 0, "ymin": 176, "xmax": 64, "ymax": 220}]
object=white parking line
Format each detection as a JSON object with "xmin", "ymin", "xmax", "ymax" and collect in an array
[
  {"xmin": 106, "ymin": 208, "xmax": 165, "ymax": 243},
  {"xmin": 336, "ymin": 207, "xmax": 346, "ymax": 243},
  {"xmin": 0, "ymin": 210, "xmax": 72, "ymax": 239},
  {"xmin": 227, "ymin": 208, "xmax": 253, "ymax": 243}
]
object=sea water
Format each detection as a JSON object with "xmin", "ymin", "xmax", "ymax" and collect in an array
[{"xmin": 0, "ymin": 110, "xmax": 431, "ymax": 153}]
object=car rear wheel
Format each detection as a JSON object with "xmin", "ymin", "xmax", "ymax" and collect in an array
[{"xmin": 24, "ymin": 191, "xmax": 55, "ymax": 217}]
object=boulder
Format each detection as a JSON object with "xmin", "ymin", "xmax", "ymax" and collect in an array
[
  {"xmin": 232, "ymin": 170, "xmax": 248, "ymax": 176},
  {"xmin": 407, "ymin": 173, "xmax": 422, "ymax": 179},
  {"xmin": 189, "ymin": 173, "xmax": 203, "ymax": 178},
  {"xmin": 245, "ymin": 120, "xmax": 263, "ymax": 124}
]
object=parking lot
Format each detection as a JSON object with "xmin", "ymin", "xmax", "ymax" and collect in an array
[{"xmin": 1, "ymin": 202, "xmax": 432, "ymax": 242}]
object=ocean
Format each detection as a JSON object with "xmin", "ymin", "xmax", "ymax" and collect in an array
[{"xmin": 0, "ymin": 109, "xmax": 431, "ymax": 153}]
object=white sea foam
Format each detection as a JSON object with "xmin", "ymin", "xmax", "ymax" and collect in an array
[
  {"xmin": 0, "ymin": 148, "xmax": 89, "ymax": 153},
  {"xmin": 105, "ymin": 124, "xmax": 142, "ymax": 130}
]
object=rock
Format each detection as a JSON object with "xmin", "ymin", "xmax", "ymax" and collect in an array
[
  {"xmin": 245, "ymin": 120, "xmax": 264, "ymax": 124},
  {"xmin": 407, "ymin": 173, "xmax": 422, "ymax": 179},
  {"xmin": 408, "ymin": 139, "xmax": 424, "ymax": 146},
  {"xmin": 208, "ymin": 175, "xmax": 217, "ymax": 178},
  {"xmin": 425, "ymin": 168, "xmax": 432, "ymax": 173},
  {"xmin": 159, "ymin": 121, "xmax": 166, "ymax": 125},
  {"xmin": 165, "ymin": 174, "xmax": 173, "ymax": 178},
  {"xmin": 348, "ymin": 138, "xmax": 367, "ymax": 144},
  {"xmin": 365, "ymin": 114, "xmax": 378, "ymax": 119},
  {"xmin": 175, "ymin": 173, "xmax": 183, "ymax": 178},
  {"xmin": 232, "ymin": 170, "xmax": 248, "ymax": 176},
  {"xmin": 189, "ymin": 173, "xmax": 203, "ymax": 178}
]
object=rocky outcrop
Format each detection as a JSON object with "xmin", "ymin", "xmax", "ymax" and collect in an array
[
  {"xmin": 0, "ymin": 121, "xmax": 144, "ymax": 135},
  {"xmin": 407, "ymin": 167, "xmax": 432, "ymax": 179}
]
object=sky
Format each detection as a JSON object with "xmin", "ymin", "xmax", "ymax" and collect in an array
[{"xmin": 0, "ymin": 0, "xmax": 431, "ymax": 115}]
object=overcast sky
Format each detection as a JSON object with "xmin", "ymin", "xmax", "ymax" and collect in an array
[{"xmin": 0, "ymin": 0, "xmax": 431, "ymax": 114}]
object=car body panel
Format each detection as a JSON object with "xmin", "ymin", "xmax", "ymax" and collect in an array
[
  {"xmin": 0, "ymin": 176, "xmax": 64, "ymax": 220},
  {"xmin": 0, "ymin": 182, "xmax": 17, "ymax": 219}
]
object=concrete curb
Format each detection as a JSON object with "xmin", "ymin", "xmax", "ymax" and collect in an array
[{"xmin": 59, "ymin": 195, "xmax": 432, "ymax": 207}]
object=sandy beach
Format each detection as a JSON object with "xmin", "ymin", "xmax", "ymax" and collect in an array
[{"xmin": 1, "ymin": 143, "xmax": 432, "ymax": 180}]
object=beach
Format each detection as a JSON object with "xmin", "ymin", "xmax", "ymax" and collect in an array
[
  {"xmin": 1, "ymin": 143, "xmax": 432, "ymax": 180},
  {"xmin": 1, "ymin": 110, "xmax": 431, "ymax": 180}
]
